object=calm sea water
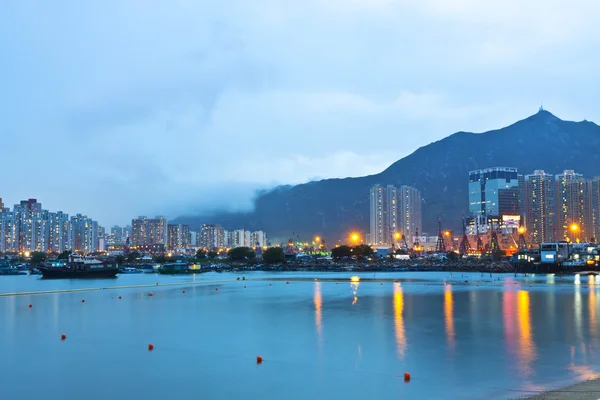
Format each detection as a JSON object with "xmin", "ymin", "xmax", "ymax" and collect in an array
[{"xmin": 1, "ymin": 271, "xmax": 599, "ymax": 400}]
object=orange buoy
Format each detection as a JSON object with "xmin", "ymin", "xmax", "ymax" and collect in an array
[
  {"xmin": 148, "ymin": 344, "xmax": 154, "ymax": 351},
  {"xmin": 148, "ymin": 292, "xmax": 153, "ymax": 296},
  {"xmin": 61, "ymin": 334, "xmax": 67, "ymax": 340},
  {"xmin": 28, "ymin": 304, "xmax": 32, "ymax": 308},
  {"xmin": 256, "ymin": 356, "xmax": 263, "ymax": 364},
  {"xmin": 404, "ymin": 372, "xmax": 411, "ymax": 381},
  {"xmin": 81, "ymin": 299, "xmax": 85, "ymax": 303}
]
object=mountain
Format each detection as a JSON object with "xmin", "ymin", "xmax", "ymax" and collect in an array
[{"xmin": 175, "ymin": 110, "xmax": 600, "ymax": 242}]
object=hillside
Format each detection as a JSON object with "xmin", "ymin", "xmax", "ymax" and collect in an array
[{"xmin": 175, "ymin": 110, "xmax": 600, "ymax": 242}]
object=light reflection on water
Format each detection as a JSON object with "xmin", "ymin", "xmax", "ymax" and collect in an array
[
  {"xmin": 393, "ymin": 283, "xmax": 406, "ymax": 358},
  {"xmin": 444, "ymin": 284, "xmax": 455, "ymax": 350},
  {"xmin": 314, "ymin": 281, "xmax": 323, "ymax": 347},
  {"xmin": 517, "ymin": 290, "xmax": 536, "ymax": 377},
  {"xmin": 1, "ymin": 272, "xmax": 600, "ymax": 400}
]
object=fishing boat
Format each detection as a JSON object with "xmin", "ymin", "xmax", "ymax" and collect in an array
[{"xmin": 39, "ymin": 255, "xmax": 118, "ymax": 279}]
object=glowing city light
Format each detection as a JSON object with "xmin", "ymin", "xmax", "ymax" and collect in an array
[
  {"xmin": 350, "ymin": 276, "xmax": 360, "ymax": 283},
  {"xmin": 570, "ymin": 223, "xmax": 580, "ymax": 232}
]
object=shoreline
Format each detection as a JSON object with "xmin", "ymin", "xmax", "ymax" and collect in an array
[{"xmin": 523, "ymin": 378, "xmax": 600, "ymax": 400}]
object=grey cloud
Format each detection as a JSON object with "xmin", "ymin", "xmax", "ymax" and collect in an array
[{"xmin": 0, "ymin": 0, "xmax": 599, "ymax": 227}]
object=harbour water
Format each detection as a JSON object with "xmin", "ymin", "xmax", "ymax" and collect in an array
[{"xmin": 1, "ymin": 272, "xmax": 599, "ymax": 399}]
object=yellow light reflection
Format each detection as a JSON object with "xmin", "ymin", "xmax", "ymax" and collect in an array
[
  {"xmin": 444, "ymin": 284, "xmax": 455, "ymax": 350},
  {"xmin": 589, "ymin": 281, "xmax": 597, "ymax": 339},
  {"xmin": 350, "ymin": 276, "xmax": 360, "ymax": 283},
  {"xmin": 517, "ymin": 290, "xmax": 536, "ymax": 376},
  {"xmin": 351, "ymin": 280, "xmax": 359, "ymax": 305},
  {"xmin": 314, "ymin": 282, "xmax": 323, "ymax": 344},
  {"xmin": 575, "ymin": 284, "xmax": 583, "ymax": 343},
  {"xmin": 393, "ymin": 284, "xmax": 406, "ymax": 358},
  {"xmin": 503, "ymin": 291, "xmax": 517, "ymax": 354}
]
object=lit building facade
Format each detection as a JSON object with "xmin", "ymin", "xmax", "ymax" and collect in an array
[
  {"xmin": 525, "ymin": 170, "xmax": 556, "ymax": 244},
  {"xmin": 251, "ymin": 231, "xmax": 268, "ymax": 248},
  {"xmin": 591, "ymin": 177, "xmax": 600, "ymax": 242},
  {"xmin": 200, "ymin": 224, "xmax": 224, "ymax": 250},
  {"xmin": 369, "ymin": 184, "xmax": 421, "ymax": 246},
  {"xmin": 398, "ymin": 185, "xmax": 422, "ymax": 241},
  {"xmin": 131, "ymin": 217, "xmax": 148, "ymax": 246},
  {"xmin": 469, "ymin": 167, "xmax": 520, "ymax": 219},
  {"xmin": 0, "ymin": 199, "xmax": 100, "ymax": 254},
  {"xmin": 131, "ymin": 216, "xmax": 168, "ymax": 246},
  {"xmin": 168, "ymin": 224, "xmax": 191, "ymax": 250},
  {"xmin": 555, "ymin": 170, "xmax": 587, "ymax": 241},
  {"xmin": 47, "ymin": 211, "xmax": 70, "ymax": 252}
]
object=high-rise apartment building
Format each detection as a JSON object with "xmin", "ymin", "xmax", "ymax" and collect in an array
[
  {"xmin": 132, "ymin": 217, "xmax": 148, "ymax": 246},
  {"xmin": 591, "ymin": 177, "xmax": 600, "ymax": 242},
  {"xmin": 131, "ymin": 216, "xmax": 168, "ymax": 246},
  {"xmin": 168, "ymin": 224, "xmax": 191, "ymax": 250},
  {"xmin": 555, "ymin": 170, "xmax": 588, "ymax": 241},
  {"xmin": 148, "ymin": 216, "xmax": 168, "ymax": 245},
  {"xmin": 369, "ymin": 184, "xmax": 421, "ymax": 246},
  {"xmin": 251, "ymin": 231, "xmax": 268, "ymax": 248},
  {"xmin": 398, "ymin": 185, "xmax": 422, "ymax": 241},
  {"xmin": 70, "ymin": 214, "xmax": 96, "ymax": 253},
  {"xmin": 469, "ymin": 167, "xmax": 520, "ymax": 219},
  {"xmin": 525, "ymin": 170, "xmax": 556, "ymax": 244},
  {"xmin": 369, "ymin": 185, "xmax": 387, "ymax": 245},
  {"xmin": 47, "ymin": 211, "xmax": 70, "ymax": 252},
  {"xmin": 0, "ymin": 199, "xmax": 101, "ymax": 254},
  {"xmin": 200, "ymin": 224, "xmax": 224, "ymax": 250}
]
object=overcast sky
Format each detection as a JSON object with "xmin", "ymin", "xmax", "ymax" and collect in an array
[{"xmin": 1, "ymin": 1, "xmax": 599, "ymax": 227}]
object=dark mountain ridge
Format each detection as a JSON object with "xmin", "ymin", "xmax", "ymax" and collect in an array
[{"xmin": 175, "ymin": 110, "xmax": 600, "ymax": 242}]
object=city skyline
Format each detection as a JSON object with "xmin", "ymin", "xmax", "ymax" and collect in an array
[{"xmin": 2, "ymin": 2, "xmax": 600, "ymax": 226}]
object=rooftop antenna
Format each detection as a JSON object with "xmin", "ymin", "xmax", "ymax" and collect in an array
[{"xmin": 539, "ymin": 103, "xmax": 544, "ymax": 112}]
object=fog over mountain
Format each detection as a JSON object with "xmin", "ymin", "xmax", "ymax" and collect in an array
[{"xmin": 174, "ymin": 110, "xmax": 600, "ymax": 241}]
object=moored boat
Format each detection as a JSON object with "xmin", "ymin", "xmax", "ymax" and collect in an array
[
  {"xmin": 157, "ymin": 262, "xmax": 207, "ymax": 274},
  {"xmin": 120, "ymin": 267, "xmax": 143, "ymax": 274},
  {"xmin": 0, "ymin": 261, "xmax": 27, "ymax": 275},
  {"xmin": 39, "ymin": 255, "xmax": 118, "ymax": 279}
]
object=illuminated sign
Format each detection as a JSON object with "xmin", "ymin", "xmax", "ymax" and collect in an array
[{"xmin": 502, "ymin": 215, "xmax": 521, "ymax": 228}]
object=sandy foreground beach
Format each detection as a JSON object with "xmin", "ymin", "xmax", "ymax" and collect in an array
[{"xmin": 523, "ymin": 379, "xmax": 600, "ymax": 400}]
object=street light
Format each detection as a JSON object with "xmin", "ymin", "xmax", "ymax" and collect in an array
[
  {"xmin": 350, "ymin": 233, "xmax": 360, "ymax": 244},
  {"xmin": 394, "ymin": 232, "xmax": 401, "ymax": 239},
  {"xmin": 518, "ymin": 227, "xmax": 525, "ymax": 234},
  {"xmin": 570, "ymin": 223, "xmax": 580, "ymax": 245},
  {"xmin": 315, "ymin": 236, "xmax": 321, "ymax": 243}
]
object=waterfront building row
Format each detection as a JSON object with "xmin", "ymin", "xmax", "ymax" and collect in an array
[
  {"xmin": 199, "ymin": 224, "xmax": 268, "ymax": 251},
  {"xmin": 0, "ymin": 198, "xmax": 102, "ymax": 253},
  {"xmin": 468, "ymin": 167, "xmax": 600, "ymax": 243},
  {"xmin": 129, "ymin": 217, "xmax": 268, "ymax": 252}
]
